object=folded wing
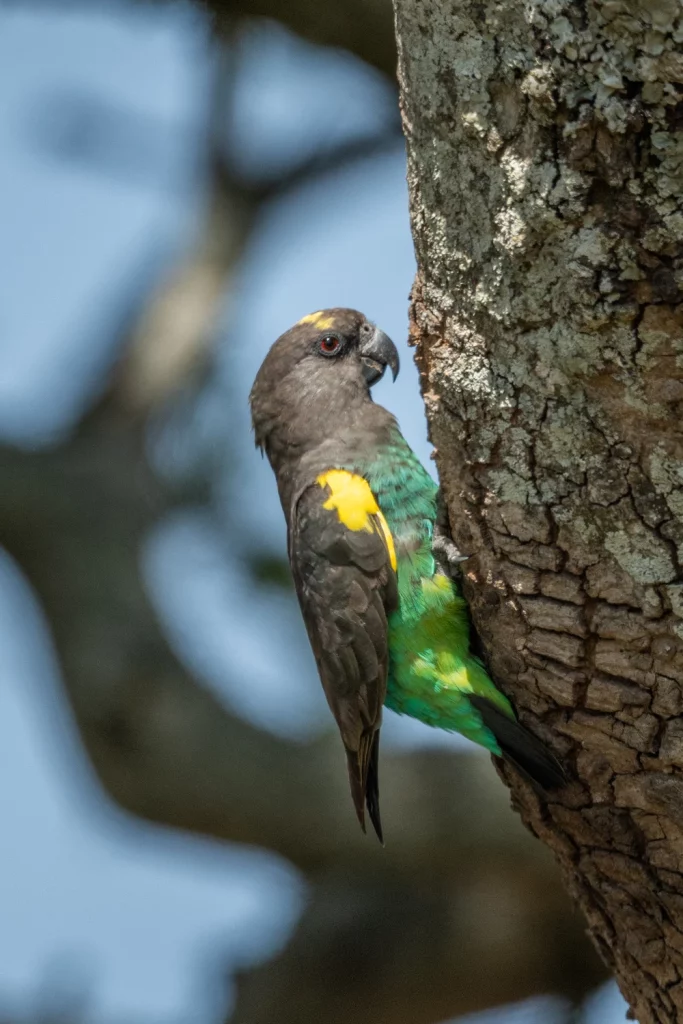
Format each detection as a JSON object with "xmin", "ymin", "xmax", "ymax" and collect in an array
[{"xmin": 290, "ymin": 475, "xmax": 398, "ymax": 841}]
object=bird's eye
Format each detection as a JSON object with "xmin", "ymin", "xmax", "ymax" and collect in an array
[{"xmin": 319, "ymin": 335, "xmax": 342, "ymax": 356}]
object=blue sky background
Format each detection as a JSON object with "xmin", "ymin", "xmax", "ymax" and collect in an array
[{"xmin": 0, "ymin": 5, "xmax": 626, "ymax": 1022}]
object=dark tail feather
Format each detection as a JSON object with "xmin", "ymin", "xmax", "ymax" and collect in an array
[
  {"xmin": 365, "ymin": 731, "xmax": 383, "ymax": 845},
  {"xmin": 345, "ymin": 730, "xmax": 383, "ymax": 843},
  {"xmin": 470, "ymin": 696, "xmax": 566, "ymax": 792},
  {"xmin": 345, "ymin": 747, "xmax": 367, "ymax": 834}
]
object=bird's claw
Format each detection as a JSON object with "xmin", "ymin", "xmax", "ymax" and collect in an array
[{"xmin": 432, "ymin": 532, "xmax": 470, "ymax": 574}]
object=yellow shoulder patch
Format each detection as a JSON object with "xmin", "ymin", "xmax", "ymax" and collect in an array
[
  {"xmin": 297, "ymin": 310, "xmax": 336, "ymax": 330},
  {"xmin": 317, "ymin": 470, "xmax": 397, "ymax": 571},
  {"xmin": 317, "ymin": 470, "xmax": 376, "ymax": 531}
]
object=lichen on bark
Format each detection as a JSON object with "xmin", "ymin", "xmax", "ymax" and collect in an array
[{"xmin": 393, "ymin": 0, "xmax": 683, "ymax": 1019}]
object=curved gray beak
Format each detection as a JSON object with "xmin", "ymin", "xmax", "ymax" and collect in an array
[{"xmin": 360, "ymin": 326, "xmax": 400, "ymax": 386}]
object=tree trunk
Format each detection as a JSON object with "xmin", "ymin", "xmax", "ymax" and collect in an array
[{"xmin": 394, "ymin": 1, "xmax": 683, "ymax": 1020}]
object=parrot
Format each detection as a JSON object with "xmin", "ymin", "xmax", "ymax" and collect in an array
[{"xmin": 249, "ymin": 308, "xmax": 565, "ymax": 842}]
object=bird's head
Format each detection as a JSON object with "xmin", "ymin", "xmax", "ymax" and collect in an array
[{"xmin": 250, "ymin": 308, "xmax": 400, "ymax": 459}]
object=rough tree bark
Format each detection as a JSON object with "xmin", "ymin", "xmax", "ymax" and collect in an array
[{"xmin": 394, "ymin": 0, "xmax": 683, "ymax": 1020}]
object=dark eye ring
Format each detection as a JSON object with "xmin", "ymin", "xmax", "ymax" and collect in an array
[{"xmin": 319, "ymin": 335, "xmax": 342, "ymax": 356}]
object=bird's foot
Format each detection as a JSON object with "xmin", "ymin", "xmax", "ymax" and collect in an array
[
  {"xmin": 433, "ymin": 530, "xmax": 470, "ymax": 573},
  {"xmin": 432, "ymin": 490, "xmax": 470, "ymax": 575}
]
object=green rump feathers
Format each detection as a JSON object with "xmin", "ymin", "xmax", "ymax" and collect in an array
[{"xmin": 364, "ymin": 440, "xmax": 512, "ymax": 749}]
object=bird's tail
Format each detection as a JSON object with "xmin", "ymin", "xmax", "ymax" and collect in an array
[
  {"xmin": 346, "ymin": 730, "xmax": 383, "ymax": 844},
  {"xmin": 470, "ymin": 696, "xmax": 566, "ymax": 792}
]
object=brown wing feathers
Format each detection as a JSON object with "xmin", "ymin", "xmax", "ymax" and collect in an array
[{"xmin": 290, "ymin": 483, "xmax": 397, "ymax": 841}]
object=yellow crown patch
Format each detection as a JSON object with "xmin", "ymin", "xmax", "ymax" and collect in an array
[{"xmin": 297, "ymin": 311, "xmax": 336, "ymax": 330}]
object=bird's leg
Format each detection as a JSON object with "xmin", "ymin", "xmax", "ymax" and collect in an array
[{"xmin": 432, "ymin": 489, "xmax": 469, "ymax": 576}]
